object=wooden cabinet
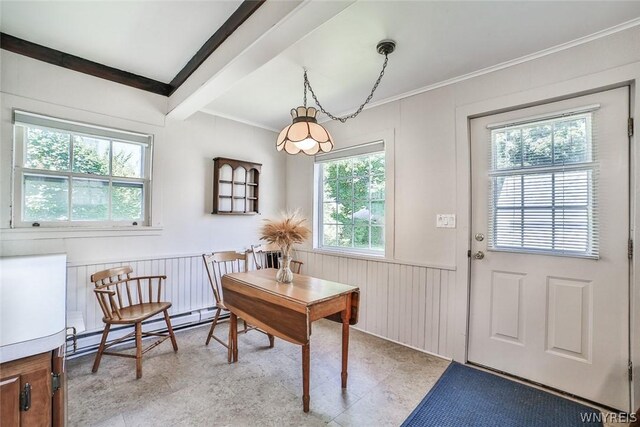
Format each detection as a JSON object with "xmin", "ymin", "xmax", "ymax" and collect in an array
[
  {"xmin": 0, "ymin": 349, "xmax": 64, "ymax": 427},
  {"xmin": 212, "ymin": 157, "xmax": 262, "ymax": 215}
]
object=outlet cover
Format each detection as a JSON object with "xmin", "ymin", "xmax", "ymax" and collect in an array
[{"xmin": 436, "ymin": 214, "xmax": 456, "ymax": 228}]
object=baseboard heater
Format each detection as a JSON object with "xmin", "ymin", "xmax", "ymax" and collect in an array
[{"xmin": 66, "ymin": 307, "xmax": 225, "ymax": 359}]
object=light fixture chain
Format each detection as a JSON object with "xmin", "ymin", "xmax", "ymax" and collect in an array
[
  {"xmin": 303, "ymin": 54, "xmax": 389, "ymax": 123},
  {"xmin": 303, "ymin": 68, "xmax": 307, "ymax": 108}
]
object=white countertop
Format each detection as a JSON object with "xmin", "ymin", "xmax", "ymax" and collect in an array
[{"xmin": 0, "ymin": 253, "xmax": 67, "ymax": 363}]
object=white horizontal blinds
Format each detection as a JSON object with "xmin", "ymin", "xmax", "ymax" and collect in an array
[
  {"xmin": 13, "ymin": 110, "xmax": 151, "ymax": 145},
  {"xmin": 315, "ymin": 140, "xmax": 384, "ymax": 163},
  {"xmin": 487, "ymin": 109, "xmax": 599, "ymax": 258}
]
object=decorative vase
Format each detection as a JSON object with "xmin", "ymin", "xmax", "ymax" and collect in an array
[{"xmin": 276, "ymin": 255, "xmax": 294, "ymax": 283}]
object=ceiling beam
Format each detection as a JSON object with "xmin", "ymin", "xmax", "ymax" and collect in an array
[
  {"xmin": 0, "ymin": 33, "xmax": 172, "ymax": 96},
  {"xmin": 169, "ymin": 0, "xmax": 265, "ymax": 95},
  {"xmin": 0, "ymin": 1, "xmax": 267, "ymax": 98},
  {"xmin": 167, "ymin": 0, "xmax": 356, "ymax": 121},
  {"xmin": 1, "ymin": 0, "xmax": 355, "ymax": 115}
]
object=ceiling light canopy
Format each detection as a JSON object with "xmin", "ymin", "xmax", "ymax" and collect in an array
[{"xmin": 276, "ymin": 39, "xmax": 396, "ymax": 156}]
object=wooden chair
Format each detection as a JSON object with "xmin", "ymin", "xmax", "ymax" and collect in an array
[
  {"xmin": 251, "ymin": 243, "xmax": 303, "ymax": 274},
  {"xmin": 202, "ymin": 251, "xmax": 274, "ymax": 362},
  {"xmin": 90, "ymin": 266, "xmax": 178, "ymax": 379}
]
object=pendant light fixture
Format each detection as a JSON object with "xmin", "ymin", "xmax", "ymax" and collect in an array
[{"xmin": 276, "ymin": 39, "xmax": 396, "ymax": 155}]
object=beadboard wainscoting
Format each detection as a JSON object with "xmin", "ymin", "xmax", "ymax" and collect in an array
[
  {"xmin": 67, "ymin": 251, "xmax": 456, "ymax": 359},
  {"xmin": 66, "ymin": 253, "xmax": 224, "ymax": 353},
  {"xmin": 294, "ymin": 250, "xmax": 456, "ymax": 358}
]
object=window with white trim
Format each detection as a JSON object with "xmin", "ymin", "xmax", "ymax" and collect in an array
[
  {"xmin": 12, "ymin": 111, "xmax": 152, "ymax": 227},
  {"xmin": 315, "ymin": 141, "xmax": 385, "ymax": 255},
  {"xmin": 488, "ymin": 110, "xmax": 598, "ymax": 258}
]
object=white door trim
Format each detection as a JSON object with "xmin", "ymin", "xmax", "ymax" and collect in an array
[{"xmin": 453, "ymin": 62, "xmax": 640, "ymax": 410}]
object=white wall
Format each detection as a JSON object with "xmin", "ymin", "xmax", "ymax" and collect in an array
[
  {"xmin": 287, "ymin": 25, "xmax": 640, "ymax": 268},
  {"xmin": 0, "ymin": 51, "xmax": 286, "ymax": 355},
  {"xmin": 2, "ymin": 22, "xmax": 639, "ymax": 408},
  {"xmin": 0, "ymin": 51, "xmax": 285, "ymax": 263},
  {"xmin": 286, "ymin": 25, "xmax": 640, "ymax": 408}
]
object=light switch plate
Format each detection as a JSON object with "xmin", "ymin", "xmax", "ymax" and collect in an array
[{"xmin": 436, "ymin": 214, "xmax": 456, "ymax": 228}]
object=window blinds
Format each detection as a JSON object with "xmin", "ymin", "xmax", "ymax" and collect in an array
[
  {"xmin": 314, "ymin": 140, "xmax": 384, "ymax": 163},
  {"xmin": 14, "ymin": 110, "xmax": 151, "ymax": 145},
  {"xmin": 487, "ymin": 108, "xmax": 599, "ymax": 258}
]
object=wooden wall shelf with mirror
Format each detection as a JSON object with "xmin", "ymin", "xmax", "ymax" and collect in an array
[{"xmin": 212, "ymin": 157, "xmax": 262, "ymax": 215}]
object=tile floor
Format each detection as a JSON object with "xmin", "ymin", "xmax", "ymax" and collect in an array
[{"xmin": 66, "ymin": 320, "xmax": 450, "ymax": 426}]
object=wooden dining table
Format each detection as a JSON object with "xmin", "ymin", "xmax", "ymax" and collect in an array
[{"xmin": 221, "ymin": 268, "xmax": 359, "ymax": 412}]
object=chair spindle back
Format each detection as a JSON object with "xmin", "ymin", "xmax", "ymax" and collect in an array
[
  {"xmin": 90, "ymin": 266, "xmax": 166, "ymax": 321},
  {"xmin": 202, "ymin": 251, "xmax": 247, "ymax": 305},
  {"xmin": 251, "ymin": 243, "xmax": 281, "ymax": 270},
  {"xmin": 251, "ymin": 244, "xmax": 303, "ymax": 274}
]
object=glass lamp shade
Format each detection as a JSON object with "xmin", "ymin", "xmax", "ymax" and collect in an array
[{"xmin": 276, "ymin": 106, "xmax": 334, "ymax": 155}]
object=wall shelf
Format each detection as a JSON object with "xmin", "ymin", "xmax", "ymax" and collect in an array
[{"xmin": 212, "ymin": 157, "xmax": 262, "ymax": 215}]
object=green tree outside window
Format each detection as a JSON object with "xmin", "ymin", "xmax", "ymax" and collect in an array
[
  {"xmin": 321, "ymin": 152, "xmax": 385, "ymax": 252},
  {"xmin": 21, "ymin": 126, "xmax": 145, "ymax": 223}
]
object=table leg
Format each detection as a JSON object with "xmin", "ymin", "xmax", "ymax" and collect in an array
[
  {"xmin": 229, "ymin": 313, "xmax": 238, "ymax": 363},
  {"xmin": 268, "ymin": 333, "xmax": 275, "ymax": 348},
  {"xmin": 341, "ymin": 293, "xmax": 352, "ymax": 388},
  {"xmin": 302, "ymin": 342, "xmax": 310, "ymax": 412},
  {"xmin": 234, "ymin": 314, "xmax": 239, "ymax": 362}
]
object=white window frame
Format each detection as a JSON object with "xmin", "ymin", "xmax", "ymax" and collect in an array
[
  {"xmin": 313, "ymin": 132, "xmax": 395, "ymax": 258},
  {"xmin": 11, "ymin": 110, "xmax": 153, "ymax": 228}
]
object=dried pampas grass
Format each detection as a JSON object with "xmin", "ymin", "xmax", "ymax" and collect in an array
[{"xmin": 260, "ymin": 210, "xmax": 311, "ymax": 255}]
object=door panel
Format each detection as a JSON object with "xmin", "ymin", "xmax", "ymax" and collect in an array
[
  {"xmin": 0, "ymin": 376, "xmax": 20, "ymax": 427},
  {"xmin": 21, "ymin": 366, "xmax": 51, "ymax": 427},
  {"xmin": 490, "ymin": 271, "xmax": 525, "ymax": 344},
  {"xmin": 468, "ymin": 87, "xmax": 630, "ymax": 411},
  {"xmin": 546, "ymin": 277, "xmax": 592, "ymax": 361}
]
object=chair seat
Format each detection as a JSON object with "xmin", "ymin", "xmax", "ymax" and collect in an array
[{"xmin": 105, "ymin": 302, "xmax": 172, "ymax": 324}]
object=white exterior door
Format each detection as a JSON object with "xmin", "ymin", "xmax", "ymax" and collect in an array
[{"xmin": 468, "ymin": 87, "xmax": 630, "ymax": 411}]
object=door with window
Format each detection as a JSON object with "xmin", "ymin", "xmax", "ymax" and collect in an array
[{"xmin": 468, "ymin": 87, "xmax": 630, "ymax": 411}]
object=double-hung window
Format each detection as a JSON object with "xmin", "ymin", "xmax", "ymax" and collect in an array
[
  {"xmin": 315, "ymin": 141, "xmax": 386, "ymax": 255},
  {"xmin": 488, "ymin": 109, "xmax": 598, "ymax": 258},
  {"xmin": 12, "ymin": 111, "xmax": 152, "ymax": 227}
]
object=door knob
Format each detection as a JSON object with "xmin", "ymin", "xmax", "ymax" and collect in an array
[
  {"xmin": 473, "ymin": 251, "xmax": 485, "ymax": 260},
  {"xmin": 475, "ymin": 233, "xmax": 485, "ymax": 242}
]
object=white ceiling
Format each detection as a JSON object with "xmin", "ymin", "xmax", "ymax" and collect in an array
[
  {"xmin": 202, "ymin": 1, "xmax": 640, "ymax": 131},
  {"xmin": 0, "ymin": 0, "xmax": 243, "ymax": 83},
  {"xmin": 3, "ymin": 1, "xmax": 640, "ymax": 127}
]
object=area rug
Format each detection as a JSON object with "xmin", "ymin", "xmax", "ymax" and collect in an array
[{"xmin": 402, "ymin": 362, "xmax": 603, "ymax": 426}]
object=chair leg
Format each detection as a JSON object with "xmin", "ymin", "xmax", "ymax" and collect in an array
[
  {"xmin": 243, "ymin": 319, "xmax": 248, "ymax": 332},
  {"xmin": 163, "ymin": 310, "xmax": 178, "ymax": 352},
  {"xmin": 92, "ymin": 324, "xmax": 110, "ymax": 373},
  {"xmin": 206, "ymin": 308, "xmax": 221, "ymax": 346},
  {"xmin": 135, "ymin": 322, "xmax": 142, "ymax": 379}
]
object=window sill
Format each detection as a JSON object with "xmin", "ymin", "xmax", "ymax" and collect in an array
[
  {"xmin": 0, "ymin": 226, "xmax": 163, "ymax": 241},
  {"xmin": 306, "ymin": 247, "xmax": 387, "ymax": 262}
]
